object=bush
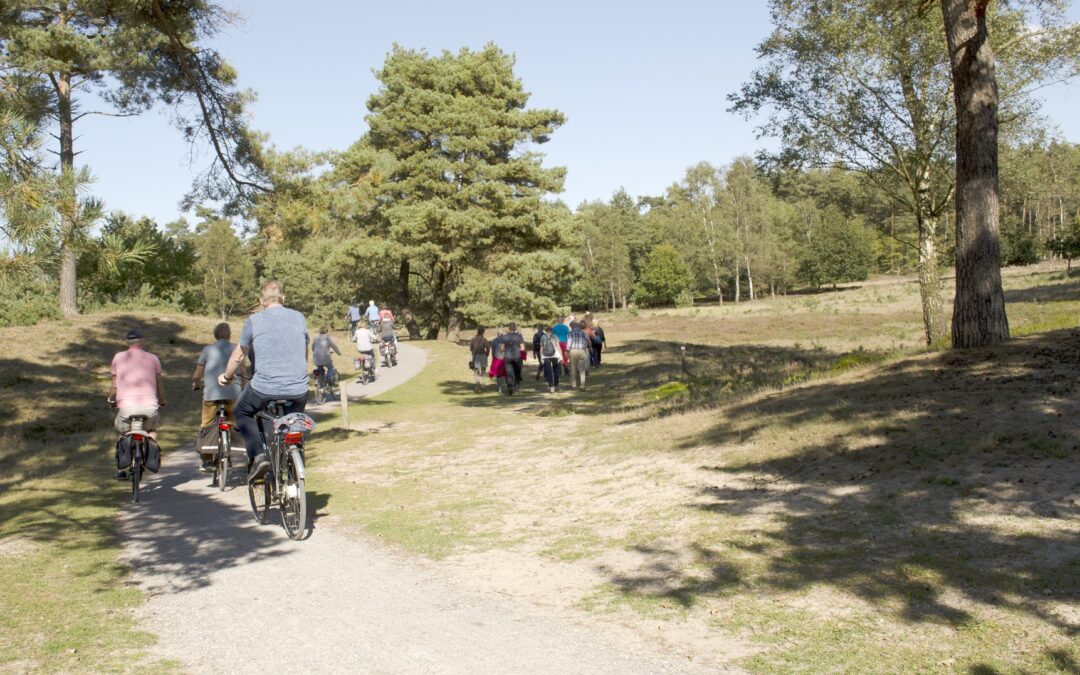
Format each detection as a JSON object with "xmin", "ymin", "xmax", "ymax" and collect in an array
[
  {"xmin": 636, "ymin": 244, "xmax": 692, "ymax": 307},
  {"xmin": 0, "ymin": 275, "xmax": 62, "ymax": 327},
  {"xmin": 796, "ymin": 208, "xmax": 874, "ymax": 288},
  {"xmin": 675, "ymin": 289, "xmax": 695, "ymax": 308}
]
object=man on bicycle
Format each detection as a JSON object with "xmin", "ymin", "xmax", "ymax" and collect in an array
[
  {"xmin": 346, "ymin": 304, "xmax": 362, "ymax": 339},
  {"xmin": 192, "ymin": 322, "xmax": 242, "ymax": 471},
  {"xmin": 312, "ymin": 325, "xmax": 341, "ymax": 382},
  {"xmin": 365, "ymin": 300, "xmax": 380, "ymax": 328},
  {"xmin": 218, "ymin": 279, "xmax": 309, "ymax": 474},
  {"xmin": 108, "ymin": 328, "xmax": 164, "ymax": 478},
  {"xmin": 353, "ymin": 320, "xmax": 378, "ymax": 373}
]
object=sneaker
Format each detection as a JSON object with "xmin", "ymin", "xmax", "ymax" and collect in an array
[
  {"xmin": 549, "ymin": 387, "xmax": 555, "ymax": 394},
  {"xmin": 114, "ymin": 470, "xmax": 128, "ymax": 480},
  {"xmin": 199, "ymin": 460, "xmax": 214, "ymax": 473}
]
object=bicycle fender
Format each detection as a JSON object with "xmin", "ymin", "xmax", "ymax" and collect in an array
[{"xmin": 290, "ymin": 448, "xmax": 306, "ymax": 480}]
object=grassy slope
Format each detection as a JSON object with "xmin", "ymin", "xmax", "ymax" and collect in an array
[
  {"xmin": 0, "ymin": 311, "xmax": 228, "ymax": 672},
  {"xmin": 309, "ymin": 267, "xmax": 1080, "ymax": 673}
]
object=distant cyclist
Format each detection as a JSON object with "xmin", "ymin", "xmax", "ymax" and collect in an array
[
  {"xmin": 365, "ymin": 300, "xmax": 380, "ymax": 328},
  {"xmin": 353, "ymin": 320, "xmax": 378, "ymax": 373},
  {"xmin": 346, "ymin": 304, "xmax": 362, "ymax": 339},
  {"xmin": 192, "ymin": 322, "xmax": 242, "ymax": 472},
  {"xmin": 312, "ymin": 325, "xmax": 342, "ymax": 383},
  {"xmin": 108, "ymin": 328, "xmax": 164, "ymax": 478},
  {"xmin": 218, "ymin": 279, "xmax": 309, "ymax": 474}
]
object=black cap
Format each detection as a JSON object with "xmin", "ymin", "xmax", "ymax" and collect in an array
[{"xmin": 125, "ymin": 328, "xmax": 143, "ymax": 340}]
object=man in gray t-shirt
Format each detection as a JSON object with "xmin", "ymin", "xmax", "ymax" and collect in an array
[
  {"xmin": 218, "ymin": 280, "xmax": 309, "ymax": 468},
  {"xmin": 192, "ymin": 322, "xmax": 243, "ymax": 427}
]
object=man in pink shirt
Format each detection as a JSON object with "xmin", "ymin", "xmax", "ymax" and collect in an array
[{"xmin": 108, "ymin": 328, "xmax": 165, "ymax": 444}]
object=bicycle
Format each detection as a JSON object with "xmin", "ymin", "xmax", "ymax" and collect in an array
[
  {"xmin": 312, "ymin": 363, "xmax": 339, "ymax": 404},
  {"xmin": 209, "ymin": 400, "xmax": 234, "ymax": 492},
  {"xmin": 355, "ymin": 351, "xmax": 376, "ymax": 385},
  {"xmin": 117, "ymin": 414, "xmax": 154, "ymax": 503},
  {"xmin": 247, "ymin": 401, "xmax": 315, "ymax": 540},
  {"xmin": 379, "ymin": 339, "xmax": 398, "ymax": 368}
]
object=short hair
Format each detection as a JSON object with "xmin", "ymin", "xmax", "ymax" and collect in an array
[
  {"xmin": 477, "ymin": 327, "xmax": 486, "ymax": 335},
  {"xmin": 508, "ymin": 322, "xmax": 517, "ymax": 331},
  {"xmin": 260, "ymin": 279, "xmax": 284, "ymax": 305},
  {"xmin": 213, "ymin": 322, "xmax": 231, "ymax": 340},
  {"xmin": 319, "ymin": 325, "xmax": 329, "ymax": 334},
  {"xmin": 569, "ymin": 321, "xmax": 579, "ymax": 329}
]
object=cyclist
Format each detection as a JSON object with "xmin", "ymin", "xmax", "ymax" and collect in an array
[
  {"xmin": 365, "ymin": 300, "xmax": 380, "ymax": 329},
  {"xmin": 379, "ymin": 306, "xmax": 395, "ymax": 324},
  {"xmin": 108, "ymin": 328, "xmax": 165, "ymax": 479},
  {"xmin": 191, "ymin": 322, "xmax": 242, "ymax": 472},
  {"xmin": 346, "ymin": 304, "xmax": 362, "ymax": 340},
  {"xmin": 312, "ymin": 325, "xmax": 341, "ymax": 383},
  {"xmin": 353, "ymin": 319, "xmax": 378, "ymax": 373},
  {"xmin": 380, "ymin": 315, "xmax": 398, "ymax": 348},
  {"xmin": 218, "ymin": 279, "xmax": 309, "ymax": 475}
]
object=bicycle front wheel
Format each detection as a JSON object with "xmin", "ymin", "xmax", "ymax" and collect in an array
[
  {"xmin": 280, "ymin": 449, "xmax": 308, "ymax": 540},
  {"xmin": 248, "ymin": 473, "xmax": 270, "ymax": 524}
]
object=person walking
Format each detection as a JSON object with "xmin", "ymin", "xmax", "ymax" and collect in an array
[
  {"xmin": 566, "ymin": 321, "xmax": 591, "ymax": 391},
  {"xmin": 469, "ymin": 327, "xmax": 490, "ymax": 394},
  {"xmin": 488, "ymin": 327, "xmax": 507, "ymax": 393},
  {"xmin": 538, "ymin": 325, "xmax": 563, "ymax": 393},
  {"xmin": 592, "ymin": 320, "xmax": 607, "ymax": 367},
  {"xmin": 552, "ymin": 316, "xmax": 571, "ymax": 375},
  {"xmin": 501, "ymin": 322, "xmax": 527, "ymax": 395},
  {"xmin": 531, "ymin": 324, "xmax": 545, "ymax": 381},
  {"xmin": 192, "ymin": 322, "xmax": 242, "ymax": 471}
]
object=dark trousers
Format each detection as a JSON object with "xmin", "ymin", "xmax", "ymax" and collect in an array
[
  {"xmin": 542, "ymin": 358, "xmax": 561, "ymax": 388},
  {"xmin": 593, "ymin": 342, "xmax": 604, "ymax": 366},
  {"xmin": 504, "ymin": 358, "xmax": 523, "ymax": 390},
  {"xmin": 234, "ymin": 385, "xmax": 308, "ymax": 460}
]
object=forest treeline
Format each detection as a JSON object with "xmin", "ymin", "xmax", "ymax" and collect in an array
[{"xmin": 2, "ymin": 2, "xmax": 1079, "ymax": 342}]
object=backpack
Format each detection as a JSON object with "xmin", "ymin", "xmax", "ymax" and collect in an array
[
  {"xmin": 541, "ymin": 335, "xmax": 556, "ymax": 358},
  {"xmin": 494, "ymin": 340, "xmax": 507, "ymax": 360}
]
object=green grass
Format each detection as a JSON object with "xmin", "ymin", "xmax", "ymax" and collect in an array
[{"xmin": 0, "ymin": 311, "xmax": 220, "ymax": 672}]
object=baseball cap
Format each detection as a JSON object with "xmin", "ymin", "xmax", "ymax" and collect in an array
[{"xmin": 125, "ymin": 328, "xmax": 143, "ymax": 340}]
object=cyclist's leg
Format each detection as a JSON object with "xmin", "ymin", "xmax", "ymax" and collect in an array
[{"xmin": 234, "ymin": 386, "xmax": 271, "ymax": 462}]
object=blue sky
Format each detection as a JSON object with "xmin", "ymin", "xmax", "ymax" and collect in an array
[{"xmin": 75, "ymin": 0, "xmax": 1080, "ymax": 225}]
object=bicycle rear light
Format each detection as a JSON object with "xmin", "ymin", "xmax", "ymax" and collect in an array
[
  {"xmin": 131, "ymin": 434, "xmax": 145, "ymax": 441},
  {"xmin": 284, "ymin": 431, "xmax": 304, "ymax": 445},
  {"xmin": 218, "ymin": 422, "xmax": 231, "ymax": 430}
]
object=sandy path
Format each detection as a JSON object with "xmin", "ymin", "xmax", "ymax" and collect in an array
[{"xmin": 119, "ymin": 343, "xmax": 705, "ymax": 674}]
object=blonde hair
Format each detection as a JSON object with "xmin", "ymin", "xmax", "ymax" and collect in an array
[{"xmin": 260, "ymin": 279, "xmax": 284, "ymax": 305}]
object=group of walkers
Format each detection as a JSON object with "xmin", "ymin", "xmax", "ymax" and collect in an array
[
  {"xmin": 109, "ymin": 279, "xmax": 313, "ymax": 479},
  {"xmin": 469, "ymin": 314, "xmax": 606, "ymax": 395}
]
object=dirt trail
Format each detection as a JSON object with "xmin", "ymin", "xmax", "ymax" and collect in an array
[{"xmin": 119, "ymin": 343, "xmax": 707, "ymax": 674}]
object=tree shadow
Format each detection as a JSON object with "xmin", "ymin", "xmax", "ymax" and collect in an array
[
  {"xmin": 632, "ymin": 330, "xmax": 1080, "ymax": 634},
  {"xmin": 1003, "ymin": 276, "xmax": 1080, "ymax": 304}
]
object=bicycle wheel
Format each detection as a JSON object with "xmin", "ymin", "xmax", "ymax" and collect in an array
[
  {"xmin": 314, "ymin": 380, "xmax": 326, "ymax": 405},
  {"xmin": 248, "ymin": 472, "xmax": 271, "ymax": 524},
  {"xmin": 131, "ymin": 456, "xmax": 141, "ymax": 503},
  {"xmin": 216, "ymin": 431, "xmax": 229, "ymax": 491},
  {"xmin": 280, "ymin": 449, "xmax": 308, "ymax": 540}
]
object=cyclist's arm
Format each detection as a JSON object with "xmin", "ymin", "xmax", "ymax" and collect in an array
[
  {"xmin": 156, "ymin": 373, "xmax": 166, "ymax": 408},
  {"xmin": 331, "ymin": 337, "xmax": 341, "ymax": 355},
  {"xmin": 108, "ymin": 374, "xmax": 117, "ymax": 404},
  {"xmin": 221, "ymin": 344, "xmax": 249, "ymax": 383},
  {"xmin": 192, "ymin": 363, "xmax": 204, "ymax": 389}
]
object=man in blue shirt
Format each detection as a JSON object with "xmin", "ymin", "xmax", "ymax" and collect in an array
[
  {"xmin": 219, "ymin": 279, "xmax": 309, "ymax": 472},
  {"xmin": 365, "ymin": 300, "xmax": 380, "ymax": 327}
]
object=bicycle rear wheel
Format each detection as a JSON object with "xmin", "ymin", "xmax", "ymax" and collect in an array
[
  {"xmin": 280, "ymin": 449, "xmax": 308, "ymax": 540},
  {"xmin": 131, "ymin": 457, "xmax": 141, "ymax": 503},
  {"xmin": 216, "ymin": 431, "xmax": 229, "ymax": 491},
  {"xmin": 248, "ymin": 472, "xmax": 270, "ymax": 524},
  {"xmin": 314, "ymin": 380, "xmax": 326, "ymax": 404}
]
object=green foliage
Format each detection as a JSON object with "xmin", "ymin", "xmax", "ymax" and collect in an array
[
  {"xmin": 0, "ymin": 272, "xmax": 60, "ymax": 326},
  {"xmin": 636, "ymin": 243, "xmax": 692, "ymax": 307},
  {"xmin": 796, "ymin": 208, "xmax": 875, "ymax": 288},
  {"xmin": 194, "ymin": 216, "xmax": 256, "ymax": 319},
  {"xmin": 452, "ymin": 250, "xmax": 580, "ymax": 327},
  {"xmin": 333, "ymin": 44, "xmax": 571, "ymax": 334}
]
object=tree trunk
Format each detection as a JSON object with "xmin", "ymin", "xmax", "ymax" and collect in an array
[
  {"xmin": 918, "ymin": 219, "xmax": 946, "ymax": 345},
  {"xmin": 702, "ymin": 215, "xmax": 724, "ymax": 305},
  {"xmin": 733, "ymin": 263, "xmax": 741, "ymax": 303},
  {"xmin": 398, "ymin": 258, "xmax": 422, "ymax": 339},
  {"xmin": 745, "ymin": 255, "xmax": 755, "ymax": 301},
  {"xmin": 941, "ymin": 0, "xmax": 1009, "ymax": 347},
  {"xmin": 56, "ymin": 70, "xmax": 78, "ymax": 316}
]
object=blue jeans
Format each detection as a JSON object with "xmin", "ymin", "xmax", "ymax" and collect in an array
[{"xmin": 234, "ymin": 386, "xmax": 308, "ymax": 460}]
